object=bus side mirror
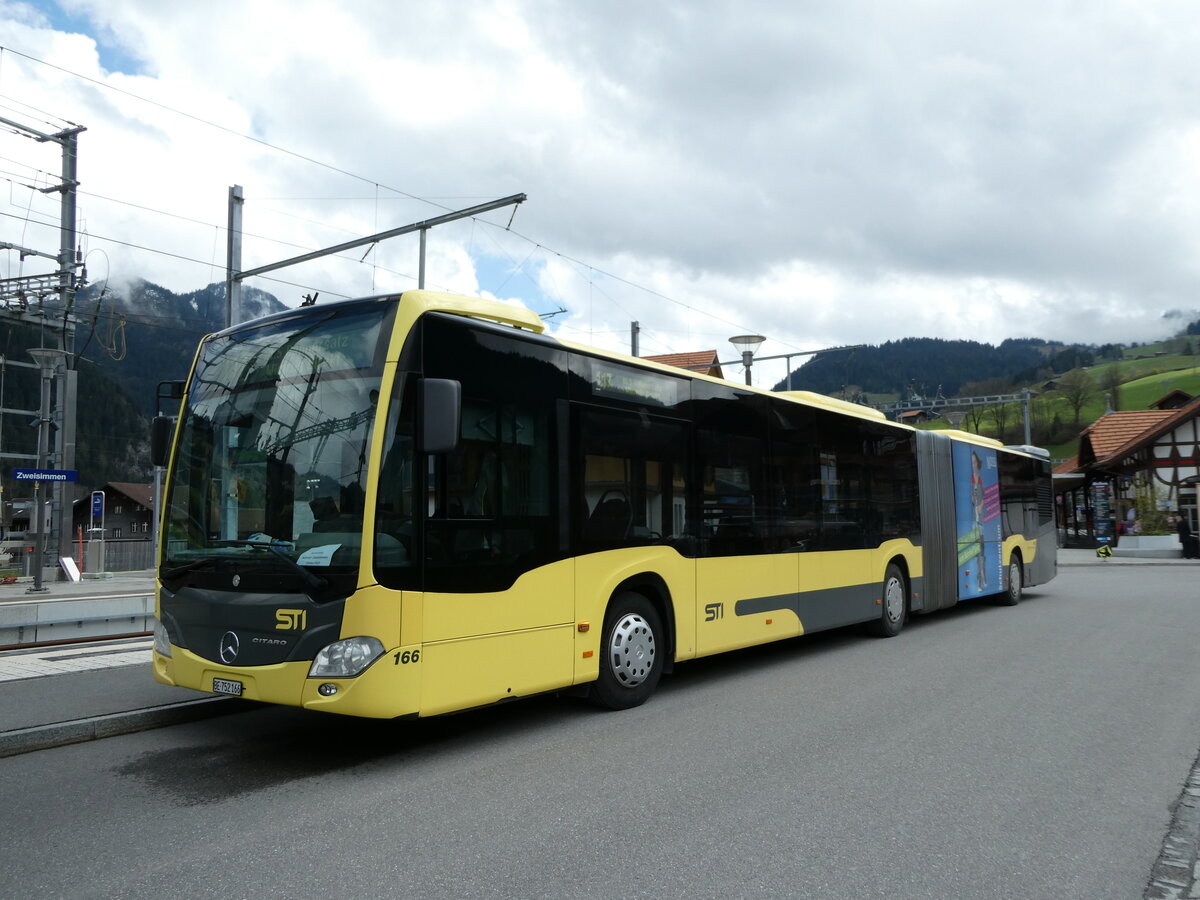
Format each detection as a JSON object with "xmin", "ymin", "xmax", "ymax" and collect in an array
[
  {"xmin": 420, "ymin": 378, "xmax": 461, "ymax": 454},
  {"xmin": 150, "ymin": 416, "xmax": 175, "ymax": 468}
]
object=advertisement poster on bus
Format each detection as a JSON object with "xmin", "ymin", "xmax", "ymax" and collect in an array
[{"xmin": 952, "ymin": 443, "xmax": 1002, "ymax": 599}]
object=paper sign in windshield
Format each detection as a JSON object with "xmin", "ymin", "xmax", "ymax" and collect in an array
[{"xmin": 297, "ymin": 544, "xmax": 341, "ymax": 566}]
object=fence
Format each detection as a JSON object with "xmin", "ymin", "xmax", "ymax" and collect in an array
[
  {"xmin": 87, "ymin": 539, "xmax": 154, "ymax": 573},
  {"xmin": 2, "ymin": 539, "xmax": 154, "ymax": 574}
]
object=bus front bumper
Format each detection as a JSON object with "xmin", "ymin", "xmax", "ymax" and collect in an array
[{"xmin": 153, "ymin": 644, "xmax": 423, "ymax": 719}]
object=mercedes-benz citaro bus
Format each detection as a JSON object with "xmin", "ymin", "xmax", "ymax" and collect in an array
[{"xmin": 150, "ymin": 290, "xmax": 1057, "ymax": 718}]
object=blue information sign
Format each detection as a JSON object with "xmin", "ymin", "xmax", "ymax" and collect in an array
[
  {"xmin": 12, "ymin": 468, "xmax": 79, "ymax": 482},
  {"xmin": 91, "ymin": 491, "xmax": 105, "ymax": 518}
]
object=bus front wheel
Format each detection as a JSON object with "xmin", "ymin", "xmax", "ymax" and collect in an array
[
  {"xmin": 1000, "ymin": 556, "xmax": 1022, "ymax": 606},
  {"xmin": 867, "ymin": 563, "xmax": 907, "ymax": 638},
  {"xmin": 589, "ymin": 592, "xmax": 664, "ymax": 710}
]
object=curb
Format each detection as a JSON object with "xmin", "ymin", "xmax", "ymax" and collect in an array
[
  {"xmin": 1059, "ymin": 561, "xmax": 1200, "ymax": 567},
  {"xmin": 1145, "ymin": 746, "xmax": 1200, "ymax": 899},
  {"xmin": 0, "ymin": 696, "xmax": 258, "ymax": 758}
]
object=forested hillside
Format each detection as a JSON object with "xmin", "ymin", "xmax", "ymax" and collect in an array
[{"xmin": 777, "ymin": 336, "xmax": 1131, "ymax": 398}]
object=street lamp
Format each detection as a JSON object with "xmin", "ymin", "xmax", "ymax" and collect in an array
[
  {"xmin": 26, "ymin": 347, "xmax": 67, "ymax": 593},
  {"xmin": 729, "ymin": 334, "xmax": 766, "ymax": 386}
]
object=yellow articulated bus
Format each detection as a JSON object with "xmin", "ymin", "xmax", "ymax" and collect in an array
[{"xmin": 150, "ymin": 290, "xmax": 1057, "ymax": 717}]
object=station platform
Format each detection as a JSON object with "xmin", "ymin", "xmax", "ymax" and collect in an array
[{"xmin": 0, "ymin": 568, "xmax": 155, "ymax": 603}]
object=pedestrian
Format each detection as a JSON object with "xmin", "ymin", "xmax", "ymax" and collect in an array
[{"xmin": 1177, "ymin": 514, "xmax": 1198, "ymax": 559}]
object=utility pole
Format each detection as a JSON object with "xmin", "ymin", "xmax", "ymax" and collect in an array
[
  {"xmin": 630, "ymin": 321, "xmax": 639, "ymax": 356},
  {"xmin": 0, "ymin": 116, "xmax": 86, "ymax": 579},
  {"xmin": 225, "ymin": 191, "xmax": 526, "ymax": 327},
  {"xmin": 225, "ymin": 185, "xmax": 243, "ymax": 328}
]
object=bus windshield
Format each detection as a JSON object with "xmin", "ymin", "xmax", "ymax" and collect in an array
[{"xmin": 161, "ymin": 302, "xmax": 394, "ymax": 584}]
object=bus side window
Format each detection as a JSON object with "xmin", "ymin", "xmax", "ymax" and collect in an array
[
  {"xmin": 771, "ymin": 401, "xmax": 820, "ymax": 552},
  {"xmin": 813, "ymin": 409, "xmax": 868, "ymax": 550},
  {"xmin": 576, "ymin": 409, "xmax": 690, "ymax": 554},
  {"xmin": 693, "ymin": 388, "xmax": 772, "ymax": 557}
]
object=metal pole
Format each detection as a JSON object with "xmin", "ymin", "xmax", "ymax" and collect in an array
[
  {"xmin": 1023, "ymin": 388, "xmax": 1032, "ymax": 445},
  {"xmin": 55, "ymin": 365, "xmax": 77, "ymax": 569},
  {"xmin": 743, "ymin": 351, "xmax": 753, "ymax": 386},
  {"xmin": 54, "ymin": 128, "xmax": 82, "ymax": 575},
  {"xmin": 226, "ymin": 185, "xmax": 244, "ymax": 328},
  {"xmin": 57, "ymin": 129, "xmax": 81, "ymax": 312},
  {"xmin": 28, "ymin": 364, "xmax": 52, "ymax": 593},
  {"xmin": 235, "ymin": 193, "xmax": 526, "ymax": 283},
  {"xmin": 631, "ymin": 321, "xmax": 639, "ymax": 356},
  {"xmin": 418, "ymin": 227, "xmax": 427, "ymax": 289}
]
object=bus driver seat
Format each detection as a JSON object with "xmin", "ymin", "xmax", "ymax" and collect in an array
[{"xmin": 584, "ymin": 491, "xmax": 632, "ymax": 545}]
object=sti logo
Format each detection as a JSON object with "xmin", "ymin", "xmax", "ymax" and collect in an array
[
  {"xmin": 275, "ymin": 609, "xmax": 307, "ymax": 631},
  {"xmin": 704, "ymin": 602, "xmax": 724, "ymax": 622}
]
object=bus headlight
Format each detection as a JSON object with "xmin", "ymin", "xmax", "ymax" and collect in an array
[
  {"xmin": 153, "ymin": 618, "xmax": 173, "ymax": 658},
  {"xmin": 308, "ymin": 636, "xmax": 385, "ymax": 678}
]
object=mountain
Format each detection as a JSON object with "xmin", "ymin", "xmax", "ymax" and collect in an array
[
  {"xmin": 75, "ymin": 280, "xmax": 287, "ymax": 418},
  {"xmin": 1, "ymin": 280, "xmax": 286, "ymax": 492},
  {"xmin": 1, "ymin": 317, "xmax": 150, "ymax": 488},
  {"xmin": 775, "ymin": 337, "xmax": 1071, "ymax": 398}
]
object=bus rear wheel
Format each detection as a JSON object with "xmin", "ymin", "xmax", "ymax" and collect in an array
[
  {"xmin": 589, "ymin": 592, "xmax": 664, "ymax": 710},
  {"xmin": 1001, "ymin": 556, "xmax": 1023, "ymax": 606},
  {"xmin": 867, "ymin": 563, "xmax": 907, "ymax": 637}
]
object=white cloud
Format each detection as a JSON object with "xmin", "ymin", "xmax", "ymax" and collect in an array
[{"xmin": 3, "ymin": 0, "xmax": 1199, "ymax": 359}]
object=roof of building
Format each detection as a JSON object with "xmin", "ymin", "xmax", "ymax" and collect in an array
[
  {"xmin": 642, "ymin": 350, "xmax": 724, "ymax": 378},
  {"xmin": 1053, "ymin": 455, "xmax": 1080, "ymax": 475},
  {"xmin": 1150, "ymin": 388, "xmax": 1194, "ymax": 410},
  {"xmin": 1076, "ymin": 410, "xmax": 1173, "ymax": 467},
  {"xmin": 1097, "ymin": 395, "xmax": 1200, "ymax": 465},
  {"xmin": 72, "ymin": 482, "xmax": 154, "ymax": 510}
]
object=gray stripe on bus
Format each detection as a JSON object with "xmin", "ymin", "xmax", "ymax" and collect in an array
[{"xmin": 734, "ymin": 576, "xmax": 926, "ymax": 632}]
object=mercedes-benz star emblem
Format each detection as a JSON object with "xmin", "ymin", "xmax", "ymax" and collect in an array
[
  {"xmin": 232, "ymin": 573, "xmax": 241, "ymax": 587},
  {"xmin": 219, "ymin": 631, "xmax": 240, "ymax": 664}
]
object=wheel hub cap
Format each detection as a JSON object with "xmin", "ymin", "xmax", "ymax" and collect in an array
[
  {"xmin": 609, "ymin": 613, "xmax": 656, "ymax": 687},
  {"xmin": 884, "ymin": 577, "xmax": 904, "ymax": 622}
]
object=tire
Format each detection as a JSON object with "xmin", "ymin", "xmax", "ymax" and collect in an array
[
  {"xmin": 588, "ymin": 592, "xmax": 664, "ymax": 710},
  {"xmin": 1001, "ymin": 555, "xmax": 1022, "ymax": 606},
  {"xmin": 867, "ymin": 563, "xmax": 907, "ymax": 637}
]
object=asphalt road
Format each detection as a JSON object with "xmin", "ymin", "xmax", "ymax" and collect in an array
[{"xmin": 1, "ymin": 565, "xmax": 1198, "ymax": 899}]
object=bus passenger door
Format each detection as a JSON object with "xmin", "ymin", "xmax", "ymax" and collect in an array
[{"xmin": 573, "ymin": 406, "xmax": 696, "ymax": 662}]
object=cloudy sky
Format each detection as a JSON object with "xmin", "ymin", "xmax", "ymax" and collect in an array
[{"xmin": 2, "ymin": 0, "xmax": 1199, "ymax": 383}]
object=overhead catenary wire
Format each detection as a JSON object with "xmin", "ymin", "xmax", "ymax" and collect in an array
[{"xmin": 0, "ymin": 45, "xmax": 802, "ymax": 354}]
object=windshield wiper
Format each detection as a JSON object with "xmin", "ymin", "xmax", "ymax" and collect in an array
[
  {"xmin": 161, "ymin": 557, "xmax": 214, "ymax": 580},
  {"xmin": 212, "ymin": 539, "xmax": 329, "ymax": 592}
]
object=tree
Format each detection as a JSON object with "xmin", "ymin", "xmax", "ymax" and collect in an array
[
  {"xmin": 1057, "ymin": 368, "xmax": 1097, "ymax": 425},
  {"xmin": 985, "ymin": 402, "xmax": 1013, "ymax": 444},
  {"xmin": 962, "ymin": 405, "xmax": 986, "ymax": 433},
  {"xmin": 960, "ymin": 377, "xmax": 1012, "ymax": 397},
  {"xmin": 1030, "ymin": 395, "xmax": 1053, "ymax": 444}
]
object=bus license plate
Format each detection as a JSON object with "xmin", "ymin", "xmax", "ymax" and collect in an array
[{"xmin": 212, "ymin": 678, "xmax": 243, "ymax": 697}]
